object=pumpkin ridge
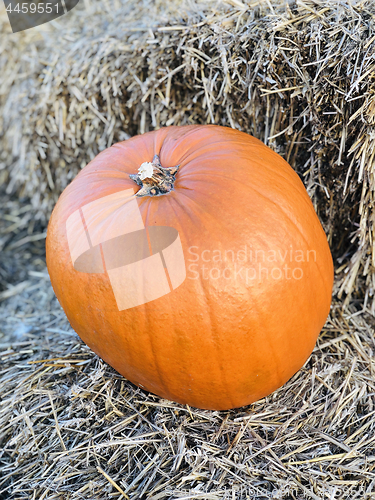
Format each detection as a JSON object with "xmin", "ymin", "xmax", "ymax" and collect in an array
[
  {"xmin": 167, "ymin": 137, "xmax": 244, "ymax": 167},
  {"xmin": 196, "ymin": 262, "xmax": 236, "ymax": 409},
  {"xmin": 140, "ymin": 193, "xmax": 192, "ymax": 400},
  {"xmin": 176, "ymin": 169, "xmax": 298, "ymax": 195},
  {"xmin": 170, "ymin": 188, "xmax": 240, "ymax": 243},
  {"xmin": 174, "ymin": 150, "xmax": 300, "ymax": 187},
  {"xmin": 229, "ymin": 141, "xmax": 305, "ymax": 183},
  {"xmin": 247, "ymin": 289, "xmax": 284, "ymax": 392},
  {"xmin": 163, "ymin": 195, "xmax": 194, "ymax": 396},
  {"xmin": 244, "ymin": 183, "xmax": 333, "ymax": 300},
  {"xmin": 156, "ymin": 125, "xmax": 211, "ymax": 166},
  {"xmin": 140, "ymin": 181, "xmax": 235, "ymax": 406},
  {"xmin": 165, "ymin": 190, "xmax": 236, "ymax": 406},
  {"xmin": 172, "ymin": 185, "xmax": 320, "ymax": 294},
  {"xmin": 141, "ymin": 198, "xmax": 172, "ymax": 398}
]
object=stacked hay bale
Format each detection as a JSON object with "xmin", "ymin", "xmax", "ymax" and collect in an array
[{"xmin": 1, "ymin": 0, "xmax": 375, "ymax": 310}]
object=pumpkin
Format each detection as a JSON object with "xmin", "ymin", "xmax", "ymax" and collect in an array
[{"xmin": 46, "ymin": 125, "xmax": 333, "ymax": 410}]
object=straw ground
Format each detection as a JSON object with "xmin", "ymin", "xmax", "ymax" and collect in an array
[{"xmin": 1, "ymin": 192, "xmax": 375, "ymax": 499}]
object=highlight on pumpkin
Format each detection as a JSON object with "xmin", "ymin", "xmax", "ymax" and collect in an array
[{"xmin": 65, "ymin": 188, "xmax": 186, "ymax": 311}]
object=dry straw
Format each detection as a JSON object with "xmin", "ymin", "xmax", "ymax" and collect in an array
[
  {"xmin": 1, "ymin": 0, "xmax": 375, "ymax": 309},
  {"xmin": 1, "ymin": 193, "xmax": 375, "ymax": 498}
]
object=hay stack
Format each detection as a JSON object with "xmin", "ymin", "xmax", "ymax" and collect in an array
[{"xmin": 1, "ymin": 0, "xmax": 375, "ymax": 311}]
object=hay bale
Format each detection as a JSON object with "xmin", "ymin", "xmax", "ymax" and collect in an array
[{"xmin": 1, "ymin": 0, "xmax": 375, "ymax": 310}]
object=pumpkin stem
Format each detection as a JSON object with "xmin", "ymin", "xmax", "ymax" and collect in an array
[{"xmin": 129, "ymin": 154, "xmax": 179, "ymax": 197}]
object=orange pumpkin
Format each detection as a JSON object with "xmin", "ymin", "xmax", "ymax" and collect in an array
[{"xmin": 46, "ymin": 125, "xmax": 333, "ymax": 410}]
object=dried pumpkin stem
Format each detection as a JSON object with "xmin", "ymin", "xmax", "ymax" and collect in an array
[{"xmin": 129, "ymin": 154, "xmax": 179, "ymax": 197}]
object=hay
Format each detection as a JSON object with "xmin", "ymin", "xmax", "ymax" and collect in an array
[
  {"xmin": 0, "ymin": 192, "xmax": 46, "ymax": 295},
  {"xmin": 1, "ymin": 0, "xmax": 375, "ymax": 309},
  {"xmin": 1, "ymin": 208, "xmax": 375, "ymax": 497},
  {"xmin": 1, "ymin": 172, "xmax": 375, "ymax": 499}
]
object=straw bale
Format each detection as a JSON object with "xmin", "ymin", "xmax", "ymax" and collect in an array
[
  {"xmin": 2, "ymin": 0, "xmax": 375, "ymax": 310},
  {"xmin": 2, "ymin": 0, "xmax": 375, "ymax": 308}
]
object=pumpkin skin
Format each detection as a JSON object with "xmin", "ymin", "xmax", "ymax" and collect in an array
[{"xmin": 46, "ymin": 125, "xmax": 333, "ymax": 410}]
